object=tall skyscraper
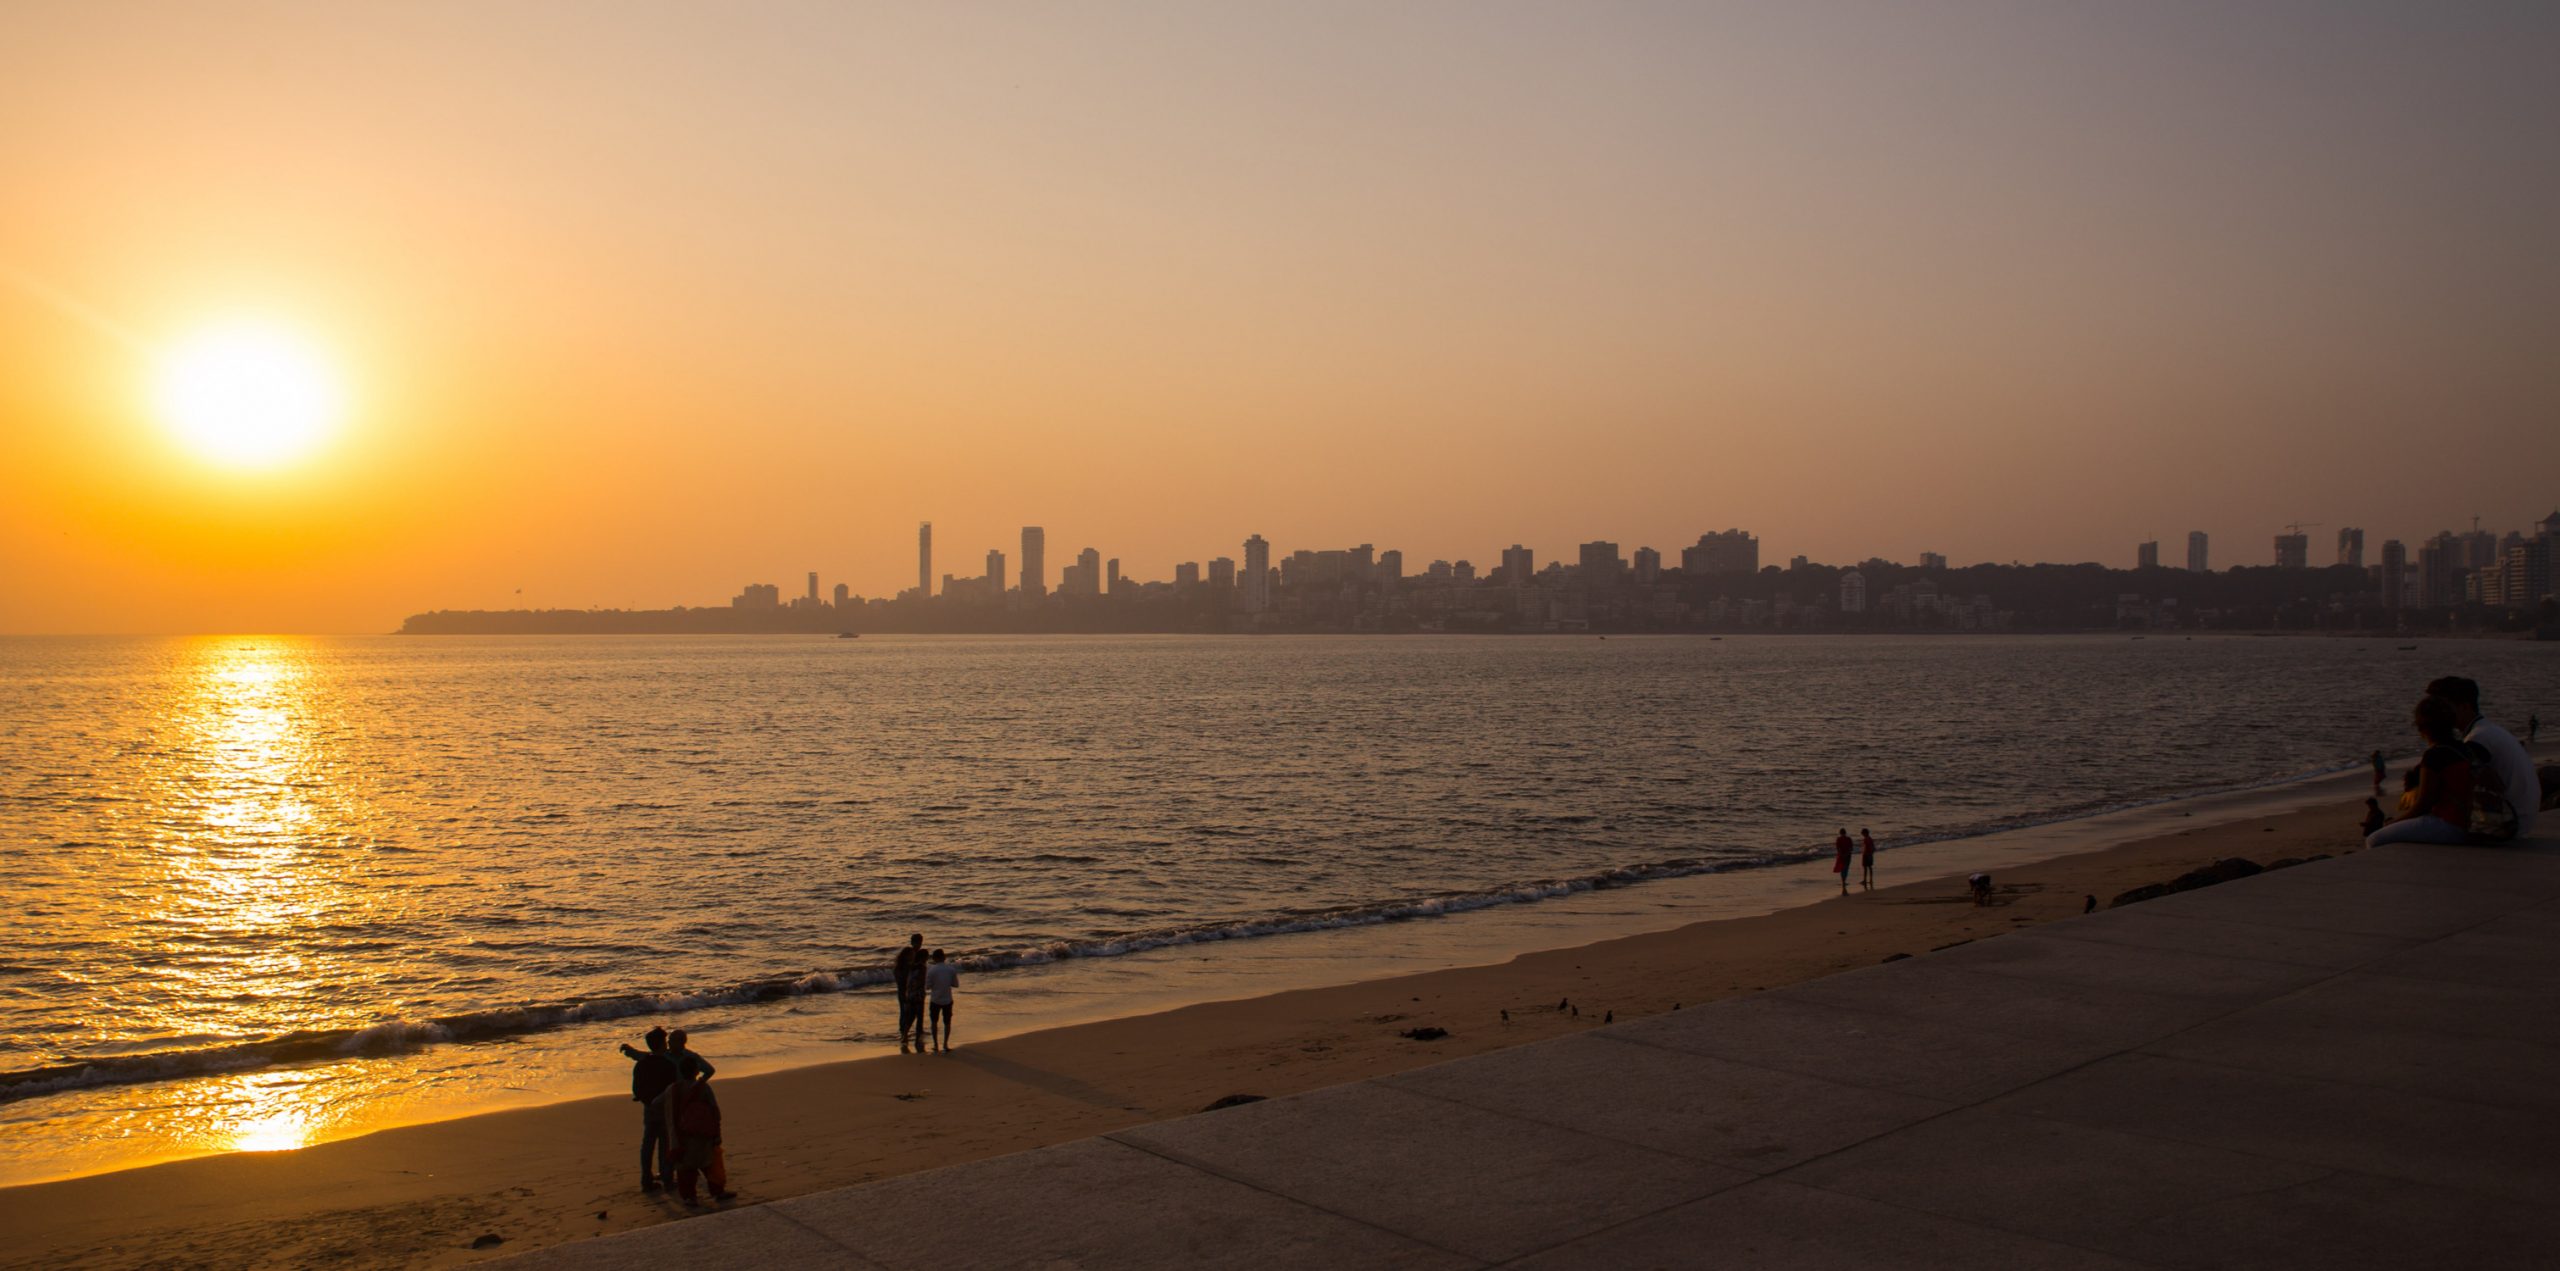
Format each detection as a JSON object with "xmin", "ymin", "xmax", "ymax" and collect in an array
[
  {"xmin": 918, "ymin": 521, "xmax": 933, "ymax": 597},
  {"xmin": 1074, "ymin": 547, "xmax": 1101, "ymax": 598},
  {"xmin": 1208, "ymin": 556, "xmax": 1236, "ymax": 589},
  {"xmin": 2137, "ymin": 540, "xmax": 2159, "ymax": 569},
  {"xmin": 1578, "ymin": 540, "xmax": 1622, "ymax": 584},
  {"xmin": 807, "ymin": 571, "xmax": 819, "ymax": 603},
  {"xmin": 1632, "ymin": 546, "xmax": 1662, "ymax": 584},
  {"xmin": 1020, "ymin": 526, "xmax": 1046, "ymax": 598},
  {"xmin": 1242, "ymin": 534, "xmax": 1272, "ymax": 612},
  {"xmin": 2380, "ymin": 539, "xmax": 2408, "ymax": 608},
  {"xmin": 1501, "ymin": 544, "xmax": 1534, "ymax": 583},
  {"xmin": 2274, "ymin": 533, "xmax": 2308, "ymax": 568},
  {"xmin": 986, "ymin": 548, "xmax": 1006, "ymax": 594},
  {"xmin": 2186, "ymin": 531, "xmax": 2210, "ymax": 573},
  {"xmin": 1376, "ymin": 549, "xmax": 1402, "ymax": 585},
  {"xmin": 2336, "ymin": 527, "xmax": 2364, "ymax": 568}
]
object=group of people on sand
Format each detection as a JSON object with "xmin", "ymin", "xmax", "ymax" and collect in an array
[
  {"xmin": 1831, "ymin": 827, "xmax": 1877, "ymax": 893},
  {"xmin": 618, "ymin": 1027, "xmax": 729, "ymax": 1204},
  {"xmin": 892, "ymin": 932, "xmax": 962, "ymax": 1054},
  {"xmin": 2360, "ymin": 675, "xmax": 2542, "ymax": 849},
  {"xmin": 610, "ymin": 935, "xmax": 964, "ymax": 1201}
]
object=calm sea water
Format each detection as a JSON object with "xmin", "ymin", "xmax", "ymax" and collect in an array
[{"xmin": 0, "ymin": 633, "xmax": 2550, "ymax": 1183}]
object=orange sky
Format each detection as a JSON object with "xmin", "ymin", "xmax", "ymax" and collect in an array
[{"xmin": 4, "ymin": 3, "xmax": 2556, "ymax": 633}]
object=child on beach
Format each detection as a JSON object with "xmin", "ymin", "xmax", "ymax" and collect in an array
[{"xmin": 926, "ymin": 948, "xmax": 960, "ymax": 1052}]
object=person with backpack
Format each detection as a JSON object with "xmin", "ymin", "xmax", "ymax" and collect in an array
[
  {"xmin": 2365, "ymin": 697, "xmax": 2477, "ymax": 847},
  {"xmin": 617, "ymin": 1027, "xmax": 679, "ymax": 1191},
  {"xmin": 2427, "ymin": 676, "xmax": 2534, "ymax": 839}
]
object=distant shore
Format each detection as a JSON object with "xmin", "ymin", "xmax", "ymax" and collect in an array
[{"xmin": 0, "ymin": 793, "xmax": 2375, "ymax": 1270}]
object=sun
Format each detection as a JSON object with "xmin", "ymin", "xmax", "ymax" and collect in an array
[{"xmin": 152, "ymin": 319, "xmax": 346, "ymax": 469}]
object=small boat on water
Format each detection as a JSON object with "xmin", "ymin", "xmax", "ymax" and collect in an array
[{"xmin": 837, "ymin": 632, "xmax": 861, "ymax": 639}]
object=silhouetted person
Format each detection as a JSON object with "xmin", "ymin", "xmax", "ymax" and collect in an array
[
  {"xmin": 2366, "ymin": 697, "xmax": 2476, "ymax": 847},
  {"xmin": 667, "ymin": 1028, "xmax": 715, "ymax": 1081},
  {"xmin": 1832, "ymin": 828, "xmax": 1853, "ymax": 894},
  {"xmin": 926, "ymin": 948, "xmax": 960, "ymax": 1051},
  {"xmin": 2426, "ymin": 676, "xmax": 2532, "ymax": 839},
  {"xmin": 618, "ymin": 1026, "xmax": 679, "ymax": 1191},
  {"xmin": 2530, "ymin": 713, "xmax": 2540, "ymax": 744},
  {"xmin": 895, "ymin": 934, "xmax": 931, "ymax": 1050},
  {"xmin": 2360, "ymin": 796, "xmax": 2388, "ymax": 837},
  {"xmin": 1968, "ymin": 873, "xmax": 1992, "ymax": 905},
  {"xmin": 2082, "ymin": 894, "xmax": 2096, "ymax": 914},
  {"xmin": 1859, "ymin": 828, "xmax": 1877, "ymax": 890},
  {"xmin": 2370, "ymin": 749, "xmax": 2387, "ymax": 790},
  {"xmin": 664, "ymin": 1073, "xmax": 733, "ymax": 1206}
]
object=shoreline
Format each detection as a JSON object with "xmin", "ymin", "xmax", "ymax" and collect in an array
[
  {"xmin": 0, "ymin": 756, "xmax": 2381, "ymax": 1189},
  {"xmin": 0, "ymin": 789, "xmax": 2379, "ymax": 1270}
]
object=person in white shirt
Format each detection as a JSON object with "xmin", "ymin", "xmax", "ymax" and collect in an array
[
  {"xmin": 924, "ymin": 949, "xmax": 961, "ymax": 1052},
  {"xmin": 2427, "ymin": 676, "xmax": 2537, "ymax": 838}
]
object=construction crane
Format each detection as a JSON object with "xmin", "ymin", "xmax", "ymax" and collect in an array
[{"xmin": 2282, "ymin": 521, "xmax": 2324, "ymax": 536}]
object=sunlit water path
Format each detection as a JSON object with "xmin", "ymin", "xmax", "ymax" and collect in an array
[{"xmin": 1, "ymin": 633, "xmax": 2550, "ymax": 1184}]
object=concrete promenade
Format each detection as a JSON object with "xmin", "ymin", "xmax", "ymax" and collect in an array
[{"xmin": 502, "ymin": 840, "xmax": 2560, "ymax": 1270}]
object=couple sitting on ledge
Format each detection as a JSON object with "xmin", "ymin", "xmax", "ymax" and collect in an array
[{"xmin": 2365, "ymin": 676, "xmax": 2541, "ymax": 849}]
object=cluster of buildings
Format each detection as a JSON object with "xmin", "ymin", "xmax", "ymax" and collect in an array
[
  {"xmin": 729, "ymin": 525, "xmax": 2024, "ymax": 632},
  {"xmin": 2132, "ymin": 512, "xmax": 2559, "ymax": 612}
]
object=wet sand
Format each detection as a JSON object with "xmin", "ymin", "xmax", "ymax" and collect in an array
[{"xmin": 0, "ymin": 799, "xmax": 2369, "ymax": 1270}]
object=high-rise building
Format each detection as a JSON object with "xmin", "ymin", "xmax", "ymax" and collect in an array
[
  {"xmin": 807, "ymin": 571, "xmax": 819, "ymax": 603},
  {"xmin": 1632, "ymin": 547, "xmax": 1662, "ymax": 585},
  {"xmin": 1839, "ymin": 569, "xmax": 1868, "ymax": 613},
  {"xmin": 2336, "ymin": 527, "xmax": 2364, "ymax": 568},
  {"xmin": 918, "ymin": 522, "xmax": 934, "ymax": 597},
  {"xmin": 1500, "ymin": 544, "xmax": 1534, "ymax": 583},
  {"xmin": 2186, "ymin": 531, "xmax": 2210, "ymax": 573},
  {"xmin": 1207, "ymin": 557, "xmax": 1236, "ymax": 589},
  {"xmin": 1021, "ymin": 526, "xmax": 1046, "ymax": 598},
  {"xmin": 985, "ymin": 549, "xmax": 1006, "ymax": 594},
  {"xmin": 832, "ymin": 582, "xmax": 850, "ymax": 607},
  {"xmin": 2380, "ymin": 539, "xmax": 2407, "ymax": 608},
  {"xmin": 1918, "ymin": 551, "xmax": 1948, "ymax": 570},
  {"xmin": 1174, "ymin": 561, "xmax": 1201, "ymax": 589},
  {"xmin": 1075, "ymin": 547, "xmax": 1101, "ymax": 598},
  {"xmin": 1578, "ymin": 541, "xmax": 1622, "ymax": 585},
  {"xmin": 1106, "ymin": 558, "xmax": 1122, "ymax": 594},
  {"xmin": 2274, "ymin": 533, "xmax": 2308, "ymax": 568},
  {"xmin": 1681, "ymin": 530, "xmax": 1759, "ymax": 576},
  {"xmin": 1452, "ymin": 560, "xmax": 1477, "ymax": 582},
  {"xmin": 1376, "ymin": 550, "xmax": 1403, "ymax": 585},
  {"xmin": 2136, "ymin": 541, "xmax": 2159, "ymax": 569},
  {"xmin": 1242, "ymin": 535, "xmax": 1271, "ymax": 612}
]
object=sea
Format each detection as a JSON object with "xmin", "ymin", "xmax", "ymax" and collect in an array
[{"xmin": 0, "ymin": 632, "xmax": 2550, "ymax": 1185}]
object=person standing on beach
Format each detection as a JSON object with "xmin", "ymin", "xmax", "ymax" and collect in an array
[
  {"xmin": 2529, "ymin": 713, "xmax": 2540, "ymax": 745},
  {"xmin": 666, "ymin": 1028, "xmax": 715, "ymax": 1081},
  {"xmin": 2370, "ymin": 749, "xmax": 2387, "ymax": 790},
  {"xmin": 618, "ymin": 1027, "xmax": 679, "ymax": 1191},
  {"xmin": 1832, "ymin": 829, "xmax": 1853, "ymax": 894},
  {"xmin": 1859, "ymin": 828, "xmax": 1877, "ymax": 890},
  {"xmin": 893, "ymin": 933, "xmax": 928, "ymax": 1052},
  {"xmin": 663, "ymin": 1073, "xmax": 733, "ymax": 1206},
  {"xmin": 2426, "ymin": 676, "xmax": 2535, "ymax": 838},
  {"xmin": 925, "ymin": 948, "xmax": 960, "ymax": 1052}
]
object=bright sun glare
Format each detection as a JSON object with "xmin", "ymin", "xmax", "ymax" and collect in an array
[{"xmin": 153, "ymin": 319, "xmax": 346, "ymax": 469}]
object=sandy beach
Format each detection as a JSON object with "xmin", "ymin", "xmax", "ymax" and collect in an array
[{"xmin": 0, "ymin": 796, "xmax": 2373, "ymax": 1271}]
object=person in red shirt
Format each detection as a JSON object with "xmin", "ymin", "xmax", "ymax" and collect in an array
[
  {"xmin": 1859, "ymin": 828, "xmax": 1877, "ymax": 890},
  {"xmin": 1832, "ymin": 829, "xmax": 1853, "ymax": 894}
]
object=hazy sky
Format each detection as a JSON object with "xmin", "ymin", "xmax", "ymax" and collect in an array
[{"xmin": 5, "ymin": 2, "xmax": 2556, "ymax": 632}]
